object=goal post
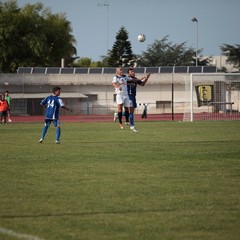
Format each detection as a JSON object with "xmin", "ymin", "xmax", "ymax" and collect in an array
[{"xmin": 183, "ymin": 73, "xmax": 240, "ymax": 121}]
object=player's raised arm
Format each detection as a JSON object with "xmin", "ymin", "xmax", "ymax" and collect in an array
[
  {"xmin": 126, "ymin": 77, "xmax": 140, "ymax": 84},
  {"xmin": 140, "ymin": 72, "xmax": 151, "ymax": 86}
]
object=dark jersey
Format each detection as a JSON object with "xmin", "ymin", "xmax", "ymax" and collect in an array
[{"xmin": 127, "ymin": 78, "xmax": 143, "ymax": 96}]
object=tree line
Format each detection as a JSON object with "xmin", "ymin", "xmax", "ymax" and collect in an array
[
  {"xmin": 0, "ymin": 1, "xmax": 239, "ymax": 73},
  {"xmin": 0, "ymin": 0, "xmax": 76, "ymax": 72}
]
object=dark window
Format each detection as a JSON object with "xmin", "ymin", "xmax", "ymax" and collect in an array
[
  {"xmin": 60, "ymin": 68, "xmax": 74, "ymax": 74},
  {"xmin": 174, "ymin": 66, "xmax": 188, "ymax": 73},
  {"xmin": 46, "ymin": 67, "xmax": 60, "ymax": 74},
  {"xmin": 160, "ymin": 67, "xmax": 173, "ymax": 73},
  {"xmin": 75, "ymin": 68, "xmax": 89, "ymax": 74}
]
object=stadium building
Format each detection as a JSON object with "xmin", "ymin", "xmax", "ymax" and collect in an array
[{"xmin": 0, "ymin": 66, "xmax": 240, "ymax": 121}]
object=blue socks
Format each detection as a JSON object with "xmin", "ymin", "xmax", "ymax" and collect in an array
[
  {"xmin": 129, "ymin": 113, "xmax": 134, "ymax": 127},
  {"xmin": 41, "ymin": 125, "xmax": 48, "ymax": 140},
  {"xmin": 56, "ymin": 127, "xmax": 61, "ymax": 141},
  {"xmin": 41, "ymin": 124, "xmax": 61, "ymax": 142}
]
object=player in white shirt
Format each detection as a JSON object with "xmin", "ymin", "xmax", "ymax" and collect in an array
[{"xmin": 112, "ymin": 67, "xmax": 138, "ymax": 131}]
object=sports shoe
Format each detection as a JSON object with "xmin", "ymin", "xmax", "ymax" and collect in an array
[
  {"xmin": 39, "ymin": 139, "xmax": 43, "ymax": 143},
  {"xmin": 120, "ymin": 124, "xmax": 124, "ymax": 129},
  {"xmin": 56, "ymin": 140, "xmax": 60, "ymax": 144},
  {"xmin": 8, "ymin": 119, "xmax": 12, "ymax": 122},
  {"xmin": 125, "ymin": 122, "xmax": 130, "ymax": 126},
  {"xmin": 114, "ymin": 113, "xmax": 118, "ymax": 122},
  {"xmin": 130, "ymin": 126, "xmax": 138, "ymax": 133}
]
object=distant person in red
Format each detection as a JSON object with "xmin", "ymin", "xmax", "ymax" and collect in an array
[
  {"xmin": 5, "ymin": 90, "xmax": 12, "ymax": 122},
  {"xmin": 0, "ymin": 94, "xmax": 9, "ymax": 124}
]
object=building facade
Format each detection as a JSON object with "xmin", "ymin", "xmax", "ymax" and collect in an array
[{"xmin": 0, "ymin": 66, "xmax": 220, "ymax": 117}]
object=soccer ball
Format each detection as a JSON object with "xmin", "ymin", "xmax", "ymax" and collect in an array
[{"xmin": 138, "ymin": 34, "xmax": 146, "ymax": 42}]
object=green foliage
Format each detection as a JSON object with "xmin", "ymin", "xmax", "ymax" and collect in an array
[
  {"xmin": 0, "ymin": 121, "xmax": 240, "ymax": 240},
  {"xmin": 108, "ymin": 26, "xmax": 134, "ymax": 67},
  {"xmin": 0, "ymin": 0, "xmax": 76, "ymax": 72},
  {"xmin": 73, "ymin": 57, "xmax": 92, "ymax": 67},
  {"xmin": 140, "ymin": 35, "xmax": 201, "ymax": 66},
  {"xmin": 220, "ymin": 44, "xmax": 240, "ymax": 71},
  {"xmin": 73, "ymin": 57, "xmax": 105, "ymax": 67}
]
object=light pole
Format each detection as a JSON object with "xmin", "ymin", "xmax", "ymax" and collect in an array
[
  {"xmin": 191, "ymin": 17, "xmax": 198, "ymax": 66},
  {"xmin": 98, "ymin": 1, "xmax": 109, "ymax": 66}
]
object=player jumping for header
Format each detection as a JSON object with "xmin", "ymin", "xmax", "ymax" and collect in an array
[{"xmin": 112, "ymin": 67, "xmax": 141, "ymax": 132}]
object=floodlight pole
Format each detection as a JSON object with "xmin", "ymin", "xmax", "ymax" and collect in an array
[
  {"xmin": 191, "ymin": 17, "xmax": 198, "ymax": 66},
  {"xmin": 98, "ymin": 1, "xmax": 109, "ymax": 66}
]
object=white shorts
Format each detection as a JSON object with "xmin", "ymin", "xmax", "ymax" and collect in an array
[{"xmin": 116, "ymin": 93, "xmax": 130, "ymax": 107}]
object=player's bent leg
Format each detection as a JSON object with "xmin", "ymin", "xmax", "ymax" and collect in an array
[
  {"xmin": 118, "ymin": 111, "xmax": 123, "ymax": 129},
  {"xmin": 116, "ymin": 99, "xmax": 124, "ymax": 129},
  {"xmin": 124, "ymin": 109, "xmax": 130, "ymax": 125}
]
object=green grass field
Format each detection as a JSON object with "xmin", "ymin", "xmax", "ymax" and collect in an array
[{"xmin": 0, "ymin": 121, "xmax": 240, "ymax": 240}]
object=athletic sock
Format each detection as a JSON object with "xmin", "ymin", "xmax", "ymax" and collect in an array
[
  {"xmin": 129, "ymin": 113, "xmax": 134, "ymax": 127},
  {"xmin": 125, "ymin": 110, "xmax": 129, "ymax": 123},
  {"xmin": 118, "ymin": 112, "xmax": 123, "ymax": 124},
  {"xmin": 56, "ymin": 127, "xmax": 61, "ymax": 141},
  {"xmin": 41, "ymin": 125, "xmax": 49, "ymax": 140}
]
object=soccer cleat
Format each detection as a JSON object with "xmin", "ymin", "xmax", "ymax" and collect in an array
[
  {"xmin": 130, "ymin": 126, "xmax": 138, "ymax": 133},
  {"xmin": 8, "ymin": 119, "xmax": 12, "ymax": 122},
  {"xmin": 56, "ymin": 140, "xmax": 60, "ymax": 144},
  {"xmin": 119, "ymin": 124, "xmax": 124, "ymax": 129},
  {"xmin": 125, "ymin": 122, "xmax": 130, "ymax": 126},
  {"xmin": 114, "ymin": 113, "xmax": 118, "ymax": 122},
  {"xmin": 39, "ymin": 139, "xmax": 43, "ymax": 143}
]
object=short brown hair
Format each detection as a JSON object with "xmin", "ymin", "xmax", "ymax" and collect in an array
[
  {"xmin": 127, "ymin": 68, "xmax": 134, "ymax": 73},
  {"xmin": 52, "ymin": 86, "xmax": 61, "ymax": 93}
]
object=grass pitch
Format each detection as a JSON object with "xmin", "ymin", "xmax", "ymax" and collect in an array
[{"xmin": 0, "ymin": 121, "xmax": 240, "ymax": 240}]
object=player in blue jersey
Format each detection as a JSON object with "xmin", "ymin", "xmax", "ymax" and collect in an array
[
  {"xmin": 127, "ymin": 68, "xmax": 150, "ymax": 132},
  {"xmin": 39, "ymin": 87, "xmax": 73, "ymax": 144}
]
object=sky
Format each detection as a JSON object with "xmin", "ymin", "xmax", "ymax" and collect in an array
[{"xmin": 17, "ymin": 0, "xmax": 240, "ymax": 61}]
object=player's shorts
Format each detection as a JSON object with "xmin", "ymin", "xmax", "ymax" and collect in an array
[
  {"xmin": 129, "ymin": 95, "xmax": 137, "ymax": 108},
  {"xmin": 0, "ymin": 110, "xmax": 7, "ymax": 117},
  {"xmin": 44, "ymin": 118, "xmax": 60, "ymax": 127},
  {"xmin": 116, "ymin": 93, "xmax": 130, "ymax": 107}
]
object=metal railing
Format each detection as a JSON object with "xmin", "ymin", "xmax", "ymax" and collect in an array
[{"xmin": 17, "ymin": 66, "xmax": 217, "ymax": 74}]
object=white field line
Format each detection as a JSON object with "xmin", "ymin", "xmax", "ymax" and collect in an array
[{"xmin": 0, "ymin": 227, "xmax": 45, "ymax": 240}]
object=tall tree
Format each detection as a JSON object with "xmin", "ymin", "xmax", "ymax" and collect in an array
[
  {"xmin": 220, "ymin": 44, "xmax": 240, "ymax": 71},
  {"xmin": 0, "ymin": 0, "xmax": 77, "ymax": 72},
  {"xmin": 139, "ymin": 35, "xmax": 202, "ymax": 67},
  {"xmin": 0, "ymin": 0, "xmax": 21, "ymax": 72},
  {"xmin": 107, "ymin": 26, "xmax": 134, "ymax": 67}
]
